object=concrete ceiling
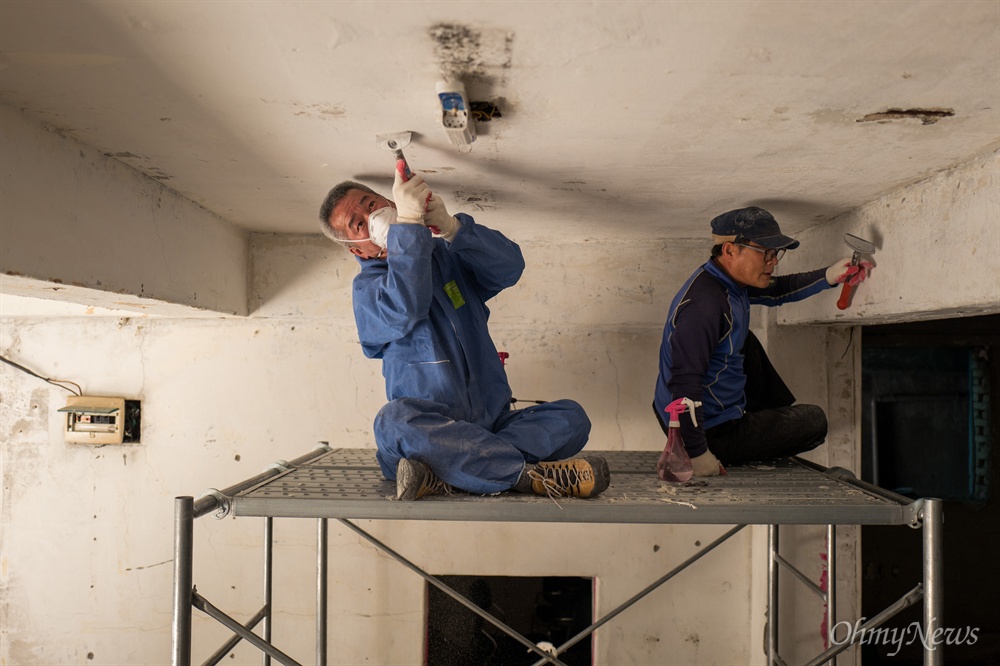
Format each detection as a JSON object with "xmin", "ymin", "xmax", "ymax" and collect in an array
[{"xmin": 1, "ymin": 1, "xmax": 998, "ymax": 242}]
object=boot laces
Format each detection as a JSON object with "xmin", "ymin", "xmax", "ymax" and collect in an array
[
  {"xmin": 418, "ymin": 471, "xmax": 454, "ymax": 498},
  {"xmin": 529, "ymin": 462, "xmax": 593, "ymax": 500}
]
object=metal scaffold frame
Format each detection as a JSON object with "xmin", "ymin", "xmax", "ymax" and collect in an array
[{"xmin": 171, "ymin": 446, "xmax": 943, "ymax": 666}]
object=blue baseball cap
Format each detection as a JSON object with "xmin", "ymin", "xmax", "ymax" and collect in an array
[{"xmin": 710, "ymin": 207, "xmax": 800, "ymax": 250}]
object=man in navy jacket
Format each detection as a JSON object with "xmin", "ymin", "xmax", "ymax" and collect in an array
[{"xmin": 653, "ymin": 207, "xmax": 871, "ymax": 476}]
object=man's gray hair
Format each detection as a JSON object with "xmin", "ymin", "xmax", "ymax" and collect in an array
[{"xmin": 318, "ymin": 180, "xmax": 380, "ymax": 249}]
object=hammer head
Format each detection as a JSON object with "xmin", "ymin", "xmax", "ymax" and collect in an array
[
  {"xmin": 844, "ymin": 233, "xmax": 876, "ymax": 255},
  {"xmin": 375, "ymin": 131, "xmax": 412, "ymax": 152}
]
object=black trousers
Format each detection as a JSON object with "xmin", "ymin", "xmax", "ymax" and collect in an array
[{"xmin": 655, "ymin": 330, "xmax": 827, "ymax": 466}]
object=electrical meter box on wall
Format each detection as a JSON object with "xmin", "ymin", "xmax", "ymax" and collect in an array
[{"xmin": 59, "ymin": 396, "xmax": 125, "ymax": 445}]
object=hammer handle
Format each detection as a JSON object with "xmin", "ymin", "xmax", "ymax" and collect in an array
[
  {"xmin": 836, "ymin": 252, "xmax": 861, "ymax": 310},
  {"xmin": 836, "ymin": 283, "xmax": 854, "ymax": 310},
  {"xmin": 395, "ymin": 153, "xmax": 412, "ymax": 182}
]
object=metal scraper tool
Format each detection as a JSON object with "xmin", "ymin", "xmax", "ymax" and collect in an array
[
  {"xmin": 836, "ymin": 233, "xmax": 877, "ymax": 310},
  {"xmin": 375, "ymin": 131, "xmax": 413, "ymax": 181}
]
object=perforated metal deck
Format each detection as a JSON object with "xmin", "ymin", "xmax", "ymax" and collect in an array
[
  {"xmin": 228, "ymin": 449, "xmax": 917, "ymax": 525},
  {"xmin": 174, "ymin": 446, "xmax": 943, "ymax": 666}
]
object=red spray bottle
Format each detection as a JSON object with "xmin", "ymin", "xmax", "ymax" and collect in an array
[{"xmin": 657, "ymin": 398, "xmax": 702, "ymax": 482}]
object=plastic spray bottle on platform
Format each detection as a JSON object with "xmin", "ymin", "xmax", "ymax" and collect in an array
[{"xmin": 657, "ymin": 398, "xmax": 702, "ymax": 482}]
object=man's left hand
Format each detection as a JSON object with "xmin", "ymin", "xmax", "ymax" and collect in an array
[
  {"xmin": 827, "ymin": 257, "xmax": 874, "ymax": 286},
  {"xmin": 425, "ymin": 194, "xmax": 460, "ymax": 242},
  {"xmin": 691, "ymin": 450, "xmax": 724, "ymax": 477}
]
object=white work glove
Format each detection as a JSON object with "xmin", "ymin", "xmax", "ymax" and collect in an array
[
  {"xmin": 691, "ymin": 450, "xmax": 723, "ymax": 477},
  {"xmin": 425, "ymin": 194, "xmax": 461, "ymax": 242},
  {"xmin": 392, "ymin": 166, "xmax": 431, "ymax": 223},
  {"xmin": 826, "ymin": 256, "xmax": 874, "ymax": 286}
]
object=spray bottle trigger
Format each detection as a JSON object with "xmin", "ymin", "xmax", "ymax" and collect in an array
[{"xmin": 681, "ymin": 398, "xmax": 701, "ymax": 427}]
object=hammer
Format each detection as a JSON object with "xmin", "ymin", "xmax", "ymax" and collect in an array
[{"xmin": 836, "ymin": 233, "xmax": 876, "ymax": 310}]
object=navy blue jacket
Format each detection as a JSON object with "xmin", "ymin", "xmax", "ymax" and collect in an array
[{"xmin": 653, "ymin": 258, "xmax": 832, "ymax": 456}]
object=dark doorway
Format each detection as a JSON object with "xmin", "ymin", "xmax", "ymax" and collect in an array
[
  {"xmin": 425, "ymin": 575, "xmax": 593, "ymax": 666},
  {"xmin": 860, "ymin": 314, "xmax": 999, "ymax": 665}
]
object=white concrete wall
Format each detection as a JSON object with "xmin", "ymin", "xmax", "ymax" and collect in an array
[{"xmin": 0, "ymin": 104, "xmax": 249, "ymax": 316}]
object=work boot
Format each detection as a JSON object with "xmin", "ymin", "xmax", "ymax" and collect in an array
[
  {"xmin": 514, "ymin": 456, "xmax": 611, "ymax": 499},
  {"xmin": 396, "ymin": 458, "xmax": 454, "ymax": 500}
]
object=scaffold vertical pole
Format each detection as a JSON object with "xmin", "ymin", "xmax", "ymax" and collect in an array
[
  {"xmin": 263, "ymin": 517, "xmax": 273, "ymax": 666},
  {"xmin": 768, "ymin": 524, "xmax": 780, "ymax": 665},
  {"xmin": 827, "ymin": 524, "xmax": 837, "ymax": 666},
  {"xmin": 923, "ymin": 499, "xmax": 943, "ymax": 666},
  {"xmin": 318, "ymin": 518, "xmax": 328, "ymax": 666},
  {"xmin": 172, "ymin": 496, "xmax": 194, "ymax": 666}
]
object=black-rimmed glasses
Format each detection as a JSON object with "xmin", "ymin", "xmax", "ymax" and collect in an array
[{"xmin": 735, "ymin": 242, "xmax": 785, "ymax": 263}]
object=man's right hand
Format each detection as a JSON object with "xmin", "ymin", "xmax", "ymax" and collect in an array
[
  {"xmin": 691, "ymin": 450, "xmax": 723, "ymax": 477},
  {"xmin": 392, "ymin": 165, "xmax": 431, "ymax": 223},
  {"xmin": 826, "ymin": 256, "xmax": 874, "ymax": 286}
]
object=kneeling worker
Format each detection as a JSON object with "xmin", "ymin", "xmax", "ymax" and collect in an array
[{"xmin": 654, "ymin": 207, "xmax": 873, "ymax": 477}]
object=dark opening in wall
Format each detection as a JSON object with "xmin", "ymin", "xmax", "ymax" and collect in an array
[
  {"xmin": 861, "ymin": 346, "xmax": 989, "ymax": 500},
  {"xmin": 123, "ymin": 399, "xmax": 141, "ymax": 443},
  {"xmin": 860, "ymin": 314, "xmax": 999, "ymax": 665},
  {"xmin": 426, "ymin": 575, "xmax": 593, "ymax": 666}
]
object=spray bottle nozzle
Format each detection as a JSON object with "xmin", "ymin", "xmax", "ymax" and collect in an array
[{"xmin": 664, "ymin": 397, "xmax": 702, "ymax": 426}]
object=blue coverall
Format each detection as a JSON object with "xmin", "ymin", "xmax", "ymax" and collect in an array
[{"xmin": 352, "ymin": 214, "xmax": 591, "ymax": 494}]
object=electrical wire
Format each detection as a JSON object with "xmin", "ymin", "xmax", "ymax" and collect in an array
[
  {"xmin": 0, "ymin": 353, "xmax": 82, "ymax": 395},
  {"xmin": 470, "ymin": 101, "xmax": 501, "ymax": 122}
]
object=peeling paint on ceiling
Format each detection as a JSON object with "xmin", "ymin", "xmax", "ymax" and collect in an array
[{"xmin": 857, "ymin": 108, "xmax": 956, "ymax": 125}]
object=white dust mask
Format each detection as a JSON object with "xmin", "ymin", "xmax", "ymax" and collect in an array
[{"xmin": 364, "ymin": 206, "xmax": 396, "ymax": 248}]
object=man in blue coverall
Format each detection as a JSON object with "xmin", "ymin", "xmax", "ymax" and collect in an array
[
  {"xmin": 653, "ymin": 207, "xmax": 872, "ymax": 477},
  {"xmin": 319, "ymin": 166, "xmax": 610, "ymax": 500}
]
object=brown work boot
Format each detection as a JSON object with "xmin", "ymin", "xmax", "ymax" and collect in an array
[
  {"xmin": 515, "ymin": 456, "xmax": 611, "ymax": 498},
  {"xmin": 396, "ymin": 459, "xmax": 454, "ymax": 500}
]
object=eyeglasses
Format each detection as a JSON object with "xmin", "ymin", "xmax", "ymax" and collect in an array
[{"xmin": 735, "ymin": 242, "xmax": 785, "ymax": 263}]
